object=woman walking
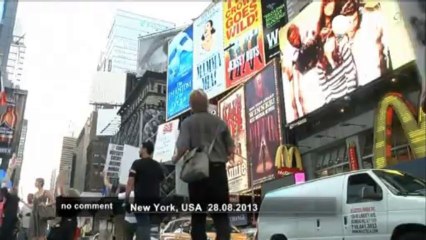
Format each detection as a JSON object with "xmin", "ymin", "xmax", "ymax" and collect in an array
[{"xmin": 29, "ymin": 178, "xmax": 55, "ymax": 240}]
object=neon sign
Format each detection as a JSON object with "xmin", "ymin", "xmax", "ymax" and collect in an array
[{"xmin": 373, "ymin": 93, "xmax": 426, "ymax": 168}]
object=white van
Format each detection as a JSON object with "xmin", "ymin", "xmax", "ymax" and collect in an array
[{"xmin": 258, "ymin": 169, "xmax": 426, "ymax": 240}]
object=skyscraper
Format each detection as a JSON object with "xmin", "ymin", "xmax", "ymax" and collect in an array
[
  {"xmin": 97, "ymin": 9, "xmax": 176, "ymax": 73},
  {"xmin": 0, "ymin": 0, "xmax": 18, "ymax": 87},
  {"xmin": 59, "ymin": 136, "xmax": 77, "ymax": 188}
]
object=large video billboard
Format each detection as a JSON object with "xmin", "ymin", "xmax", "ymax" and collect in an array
[
  {"xmin": 219, "ymin": 86, "xmax": 249, "ymax": 193},
  {"xmin": 166, "ymin": 25, "xmax": 194, "ymax": 120},
  {"xmin": 279, "ymin": 0, "xmax": 416, "ymax": 124},
  {"xmin": 193, "ymin": 3, "xmax": 226, "ymax": 99},
  {"xmin": 0, "ymin": 88, "xmax": 27, "ymax": 170},
  {"xmin": 223, "ymin": 0, "xmax": 266, "ymax": 89},
  {"xmin": 245, "ymin": 61, "xmax": 282, "ymax": 186},
  {"xmin": 261, "ymin": 0, "xmax": 288, "ymax": 63}
]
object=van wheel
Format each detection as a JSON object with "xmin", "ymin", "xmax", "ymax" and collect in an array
[
  {"xmin": 398, "ymin": 231, "xmax": 426, "ymax": 240},
  {"xmin": 271, "ymin": 234, "xmax": 287, "ymax": 240}
]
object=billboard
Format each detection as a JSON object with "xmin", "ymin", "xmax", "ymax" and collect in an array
[
  {"xmin": 153, "ymin": 119, "xmax": 180, "ymax": 163},
  {"xmin": 219, "ymin": 87, "xmax": 249, "ymax": 193},
  {"xmin": 89, "ymin": 72, "xmax": 126, "ymax": 105},
  {"xmin": 223, "ymin": 0, "xmax": 266, "ymax": 89},
  {"xmin": 279, "ymin": 0, "xmax": 416, "ymax": 124},
  {"xmin": 96, "ymin": 108, "xmax": 120, "ymax": 136},
  {"xmin": 245, "ymin": 61, "xmax": 282, "ymax": 186},
  {"xmin": 261, "ymin": 0, "xmax": 288, "ymax": 63},
  {"xmin": 193, "ymin": 3, "xmax": 226, "ymax": 99},
  {"xmin": 0, "ymin": 88, "xmax": 27, "ymax": 170},
  {"xmin": 141, "ymin": 109, "xmax": 165, "ymax": 144},
  {"xmin": 104, "ymin": 144, "xmax": 123, "ymax": 179},
  {"xmin": 166, "ymin": 25, "xmax": 194, "ymax": 120}
]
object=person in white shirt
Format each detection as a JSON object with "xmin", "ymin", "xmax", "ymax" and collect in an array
[
  {"xmin": 19, "ymin": 194, "xmax": 33, "ymax": 240},
  {"xmin": 118, "ymin": 191, "xmax": 137, "ymax": 240}
]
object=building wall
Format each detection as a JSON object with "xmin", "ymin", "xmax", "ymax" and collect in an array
[
  {"xmin": 59, "ymin": 136, "xmax": 77, "ymax": 188},
  {"xmin": 98, "ymin": 10, "xmax": 175, "ymax": 74},
  {"xmin": 0, "ymin": 0, "xmax": 18, "ymax": 86},
  {"xmin": 73, "ymin": 112, "xmax": 97, "ymax": 192},
  {"xmin": 6, "ymin": 35, "xmax": 25, "ymax": 88},
  {"xmin": 84, "ymin": 137, "xmax": 110, "ymax": 192}
]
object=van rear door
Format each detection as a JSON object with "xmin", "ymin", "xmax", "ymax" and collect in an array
[{"xmin": 342, "ymin": 172, "xmax": 389, "ymax": 239}]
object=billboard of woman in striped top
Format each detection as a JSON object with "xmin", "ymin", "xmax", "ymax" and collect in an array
[{"xmin": 279, "ymin": 0, "xmax": 416, "ymax": 124}]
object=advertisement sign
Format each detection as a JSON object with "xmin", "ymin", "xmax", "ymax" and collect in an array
[
  {"xmin": 245, "ymin": 61, "xmax": 282, "ymax": 186},
  {"xmin": 119, "ymin": 144, "xmax": 139, "ymax": 185},
  {"xmin": 261, "ymin": 0, "xmax": 288, "ymax": 62},
  {"xmin": 279, "ymin": 0, "xmax": 416, "ymax": 124},
  {"xmin": 373, "ymin": 93, "xmax": 426, "ymax": 169},
  {"xmin": 153, "ymin": 119, "xmax": 180, "ymax": 162},
  {"xmin": 219, "ymin": 87, "xmax": 249, "ymax": 193},
  {"xmin": 0, "ymin": 88, "xmax": 27, "ymax": 170},
  {"xmin": 223, "ymin": 0, "xmax": 266, "ymax": 89},
  {"xmin": 167, "ymin": 25, "xmax": 194, "ymax": 120},
  {"xmin": 141, "ymin": 109, "xmax": 165, "ymax": 144},
  {"xmin": 193, "ymin": 3, "xmax": 226, "ymax": 99},
  {"xmin": 104, "ymin": 144, "xmax": 123, "ymax": 179},
  {"xmin": 274, "ymin": 145, "xmax": 303, "ymax": 177}
]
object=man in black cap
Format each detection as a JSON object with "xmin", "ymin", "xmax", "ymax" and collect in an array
[{"xmin": 125, "ymin": 141, "xmax": 165, "ymax": 240}]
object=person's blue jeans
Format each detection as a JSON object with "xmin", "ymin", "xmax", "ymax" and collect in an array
[{"xmin": 134, "ymin": 213, "xmax": 150, "ymax": 240}]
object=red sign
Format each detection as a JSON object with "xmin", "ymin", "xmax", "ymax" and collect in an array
[{"xmin": 348, "ymin": 145, "xmax": 359, "ymax": 171}]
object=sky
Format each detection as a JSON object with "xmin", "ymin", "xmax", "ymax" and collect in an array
[{"xmin": 17, "ymin": 1, "xmax": 211, "ymax": 197}]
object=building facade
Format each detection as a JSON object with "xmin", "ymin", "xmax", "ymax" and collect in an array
[
  {"xmin": 114, "ymin": 71, "xmax": 166, "ymax": 147},
  {"xmin": 84, "ymin": 136, "xmax": 110, "ymax": 192},
  {"xmin": 73, "ymin": 113, "xmax": 97, "ymax": 192},
  {"xmin": 6, "ymin": 34, "xmax": 25, "ymax": 88},
  {"xmin": 97, "ymin": 9, "xmax": 175, "ymax": 74},
  {"xmin": 0, "ymin": 0, "xmax": 18, "ymax": 87},
  {"xmin": 50, "ymin": 168, "xmax": 57, "ymax": 191},
  {"xmin": 59, "ymin": 136, "xmax": 77, "ymax": 188}
]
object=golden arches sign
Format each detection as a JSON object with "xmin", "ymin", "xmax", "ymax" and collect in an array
[
  {"xmin": 274, "ymin": 145, "xmax": 303, "ymax": 175},
  {"xmin": 373, "ymin": 93, "xmax": 426, "ymax": 169}
]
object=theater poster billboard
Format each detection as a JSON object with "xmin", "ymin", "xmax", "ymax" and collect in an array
[
  {"xmin": 0, "ymin": 88, "xmax": 27, "ymax": 170},
  {"xmin": 193, "ymin": 3, "xmax": 226, "ymax": 99},
  {"xmin": 219, "ymin": 86, "xmax": 249, "ymax": 193},
  {"xmin": 279, "ymin": 0, "xmax": 416, "ymax": 124},
  {"xmin": 224, "ymin": 0, "xmax": 266, "ymax": 89},
  {"xmin": 261, "ymin": 0, "xmax": 288, "ymax": 63},
  {"xmin": 245, "ymin": 61, "xmax": 282, "ymax": 186},
  {"xmin": 167, "ymin": 25, "xmax": 194, "ymax": 120}
]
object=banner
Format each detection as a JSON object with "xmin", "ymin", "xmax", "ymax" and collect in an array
[
  {"xmin": 245, "ymin": 61, "xmax": 282, "ymax": 186},
  {"xmin": 153, "ymin": 119, "xmax": 180, "ymax": 162},
  {"xmin": 223, "ymin": 0, "xmax": 266, "ymax": 89},
  {"xmin": 219, "ymin": 87, "xmax": 249, "ymax": 193},
  {"xmin": 167, "ymin": 25, "xmax": 194, "ymax": 120},
  {"xmin": 0, "ymin": 88, "xmax": 27, "ymax": 170},
  {"xmin": 279, "ymin": 0, "xmax": 416, "ymax": 124},
  {"xmin": 193, "ymin": 3, "xmax": 226, "ymax": 99},
  {"xmin": 105, "ymin": 144, "xmax": 124, "ymax": 179},
  {"xmin": 141, "ymin": 109, "xmax": 165, "ymax": 144},
  {"xmin": 119, "ymin": 144, "xmax": 139, "ymax": 185},
  {"xmin": 261, "ymin": 0, "xmax": 288, "ymax": 62}
]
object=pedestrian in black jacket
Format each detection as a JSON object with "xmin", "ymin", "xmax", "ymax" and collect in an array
[{"xmin": 0, "ymin": 187, "xmax": 20, "ymax": 240}]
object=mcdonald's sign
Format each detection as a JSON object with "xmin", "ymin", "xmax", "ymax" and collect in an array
[
  {"xmin": 373, "ymin": 93, "xmax": 426, "ymax": 169},
  {"xmin": 274, "ymin": 145, "xmax": 304, "ymax": 177}
]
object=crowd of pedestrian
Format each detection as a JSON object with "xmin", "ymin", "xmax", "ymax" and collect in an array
[{"xmin": 0, "ymin": 88, "xmax": 236, "ymax": 240}]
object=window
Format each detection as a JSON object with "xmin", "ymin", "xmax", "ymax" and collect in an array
[
  {"xmin": 373, "ymin": 170, "xmax": 425, "ymax": 196},
  {"xmin": 157, "ymin": 84, "xmax": 162, "ymax": 93},
  {"xmin": 151, "ymin": 83, "xmax": 154, "ymax": 91},
  {"xmin": 347, "ymin": 173, "xmax": 383, "ymax": 204}
]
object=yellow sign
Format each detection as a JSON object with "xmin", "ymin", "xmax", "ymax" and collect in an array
[
  {"xmin": 274, "ymin": 145, "xmax": 303, "ymax": 175},
  {"xmin": 373, "ymin": 93, "xmax": 426, "ymax": 168}
]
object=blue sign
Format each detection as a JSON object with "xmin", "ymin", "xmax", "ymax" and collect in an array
[{"xmin": 166, "ymin": 25, "xmax": 193, "ymax": 120}]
